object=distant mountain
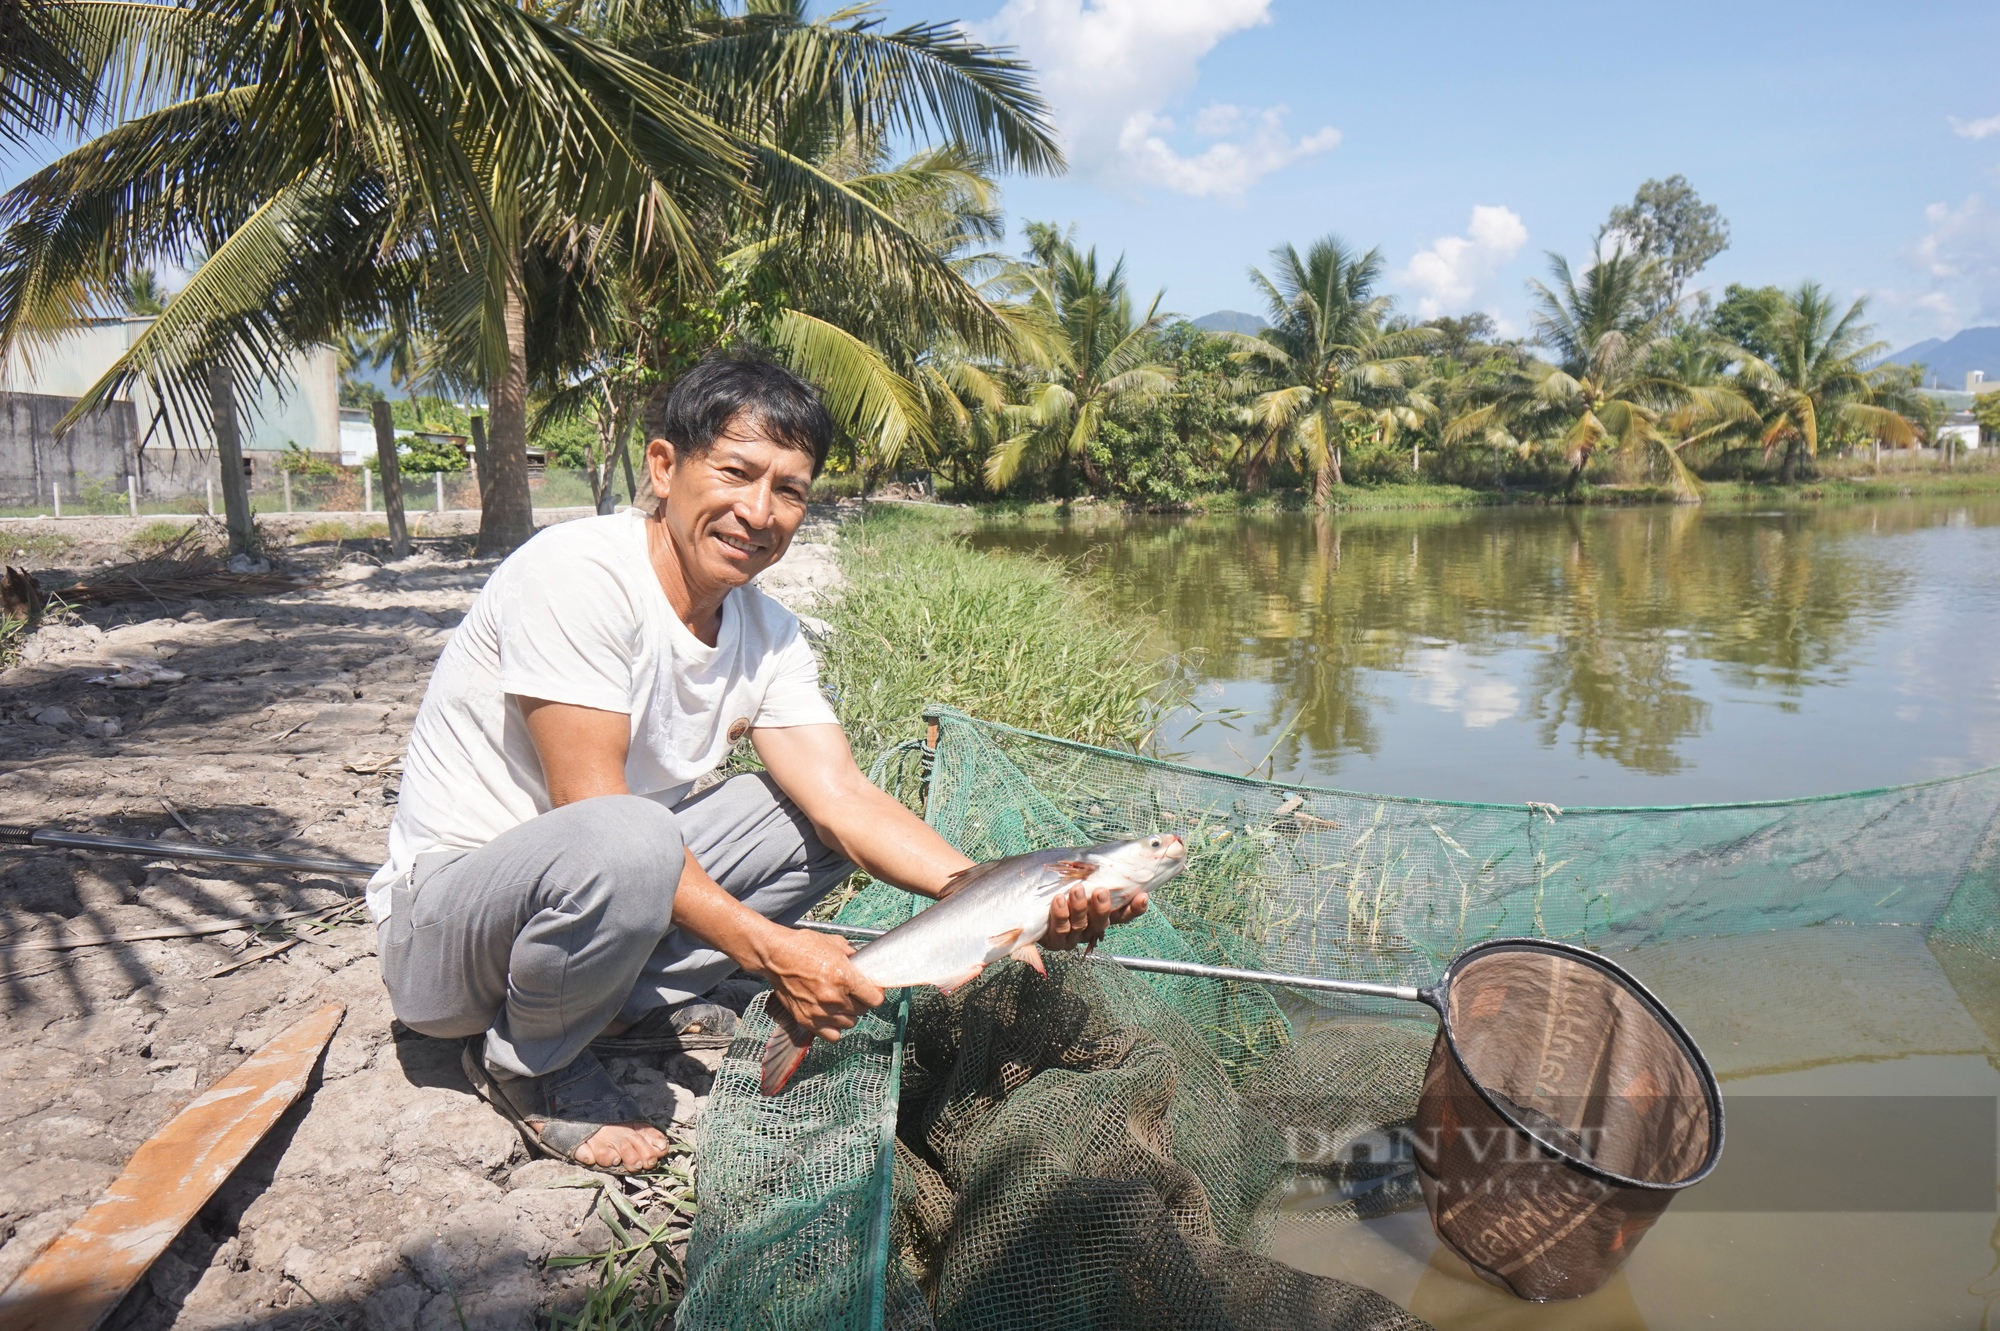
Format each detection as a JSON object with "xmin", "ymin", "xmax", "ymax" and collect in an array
[
  {"xmin": 1882, "ymin": 326, "xmax": 2000, "ymax": 389},
  {"xmin": 1190, "ymin": 310, "xmax": 1266, "ymax": 335}
]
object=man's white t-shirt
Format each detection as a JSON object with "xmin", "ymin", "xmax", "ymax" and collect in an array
[{"xmin": 366, "ymin": 509, "xmax": 838, "ymax": 920}]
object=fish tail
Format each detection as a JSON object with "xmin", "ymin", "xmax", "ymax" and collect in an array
[{"xmin": 760, "ymin": 1008, "xmax": 814, "ymax": 1096}]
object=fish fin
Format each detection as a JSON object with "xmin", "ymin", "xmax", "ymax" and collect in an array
[
  {"xmin": 1053, "ymin": 860, "xmax": 1096, "ymax": 882},
  {"xmin": 938, "ymin": 860, "xmax": 1006, "ymax": 901},
  {"xmin": 936, "ymin": 964, "xmax": 985, "ymax": 996},
  {"xmin": 1011, "ymin": 943, "xmax": 1046, "ymax": 975},
  {"xmin": 759, "ymin": 1009, "xmax": 814, "ymax": 1097},
  {"xmin": 987, "ymin": 927, "xmax": 1024, "ymax": 949}
]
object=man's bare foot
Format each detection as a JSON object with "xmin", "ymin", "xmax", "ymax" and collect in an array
[{"xmin": 573, "ymin": 1121, "xmax": 670, "ymax": 1171}]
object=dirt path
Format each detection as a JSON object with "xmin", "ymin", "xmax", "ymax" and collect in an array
[{"xmin": 0, "ymin": 510, "xmax": 845, "ymax": 1331}]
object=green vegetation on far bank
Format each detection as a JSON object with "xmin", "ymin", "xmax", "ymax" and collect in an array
[
  {"xmin": 821, "ymin": 505, "xmax": 1186, "ymax": 760},
  {"xmin": 948, "ymin": 463, "xmax": 2000, "ymax": 517}
]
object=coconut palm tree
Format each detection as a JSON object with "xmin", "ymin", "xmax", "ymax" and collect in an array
[
  {"xmin": 1647, "ymin": 326, "xmax": 1759, "ymax": 475},
  {"xmin": 0, "ymin": 0, "xmax": 98, "ymax": 148},
  {"xmin": 982, "ymin": 224, "xmax": 1171, "ymax": 492},
  {"xmin": 0, "ymin": 0, "xmax": 1060, "ymax": 551},
  {"xmin": 1732, "ymin": 284, "xmax": 1915, "ymax": 482},
  {"xmin": 440, "ymin": 3, "xmax": 1062, "ymax": 511},
  {"xmin": 0, "ymin": 0, "xmax": 746, "ymax": 549},
  {"xmin": 1508, "ymin": 245, "xmax": 1751, "ymax": 495},
  {"xmin": 1228, "ymin": 236, "xmax": 1436, "ymax": 502},
  {"xmin": 120, "ymin": 268, "xmax": 168, "ymax": 317}
]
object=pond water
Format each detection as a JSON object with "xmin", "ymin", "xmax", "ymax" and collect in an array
[
  {"xmin": 973, "ymin": 500, "xmax": 2000, "ymax": 1330},
  {"xmin": 970, "ymin": 500, "xmax": 2000, "ymax": 805}
]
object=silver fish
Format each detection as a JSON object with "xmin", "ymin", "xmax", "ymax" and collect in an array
[{"xmin": 760, "ymin": 834, "xmax": 1188, "ymax": 1094}]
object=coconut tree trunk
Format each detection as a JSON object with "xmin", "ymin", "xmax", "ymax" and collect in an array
[
  {"xmin": 1313, "ymin": 456, "xmax": 1334, "ymax": 508},
  {"xmin": 1778, "ymin": 437, "xmax": 1799, "ymax": 484},
  {"xmin": 470, "ymin": 414, "xmax": 493, "ymax": 510},
  {"xmin": 594, "ymin": 388, "xmax": 631, "ymax": 516},
  {"xmin": 477, "ymin": 282, "xmax": 535, "ymax": 555},
  {"xmin": 618, "ymin": 422, "xmax": 639, "ymax": 507}
]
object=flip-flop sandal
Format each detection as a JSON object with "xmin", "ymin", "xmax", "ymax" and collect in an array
[
  {"xmin": 589, "ymin": 1000, "xmax": 739, "ymax": 1055},
  {"xmin": 460, "ymin": 1042, "xmax": 659, "ymax": 1176}
]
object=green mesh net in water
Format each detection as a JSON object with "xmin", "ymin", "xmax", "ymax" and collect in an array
[{"xmin": 679, "ymin": 707, "xmax": 2000, "ymax": 1331}]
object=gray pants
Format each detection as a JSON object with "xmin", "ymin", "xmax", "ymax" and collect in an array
[{"xmin": 378, "ymin": 774, "xmax": 851, "ymax": 1078}]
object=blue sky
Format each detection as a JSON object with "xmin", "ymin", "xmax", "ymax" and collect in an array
[
  {"xmin": 8, "ymin": 2, "xmax": 1994, "ymax": 353},
  {"xmin": 883, "ymin": 0, "xmax": 2000, "ymax": 351}
]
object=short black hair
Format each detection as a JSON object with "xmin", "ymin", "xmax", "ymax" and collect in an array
[{"xmin": 643, "ymin": 354, "xmax": 834, "ymax": 478}]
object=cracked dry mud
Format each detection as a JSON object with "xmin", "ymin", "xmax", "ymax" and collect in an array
[{"xmin": 0, "ymin": 510, "xmax": 846, "ymax": 1331}]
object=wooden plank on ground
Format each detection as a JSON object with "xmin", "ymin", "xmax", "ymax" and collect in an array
[{"xmin": 0, "ymin": 1001, "xmax": 346, "ymax": 1331}]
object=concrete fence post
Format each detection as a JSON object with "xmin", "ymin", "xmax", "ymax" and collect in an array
[
  {"xmin": 126, "ymin": 475, "xmax": 138, "ymax": 518},
  {"xmin": 282, "ymin": 471, "xmax": 293, "ymax": 513},
  {"xmin": 205, "ymin": 477, "xmax": 215, "ymax": 517},
  {"xmin": 208, "ymin": 365, "xmax": 254, "ymax": 556},
  {"xmin": 51, "ymin": 479, "xmax": 61, "ymax": 518},
  {"xmin": 363, "ymin": 468, "xmax": 372, "ymax": 513},
  {"xmin": 369, "ymin": 399, "xmax": 410, "ymax": 558},
  {"xmin": 436, "ymin": 472, "xmax": 444, "ymax": 514}
]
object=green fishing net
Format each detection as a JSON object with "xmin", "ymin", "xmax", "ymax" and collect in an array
[{"xmin": 679, "ymin": 707, "xmax": 2000, "ymax": 1331}]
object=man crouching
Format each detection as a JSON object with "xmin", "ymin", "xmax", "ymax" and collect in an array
[{"xmin": 367, "ymin": 357, "xmax": 1147, "ymax": 1172}]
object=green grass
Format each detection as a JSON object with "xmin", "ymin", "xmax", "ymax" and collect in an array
[
  {"xmin": 128, "ymin": 517, "xmax": 203, "ymax": 553},
  {"xmin": 293, "ymin": 518, "xmax": 391, "ymax": 544},
  {"xmin": 1698, "ymin": 469, "xmax": 2000, "ymax": 504},
  {"xmin": 0, "ymin": 615, "xmax": 27, "ymax": 669},
  {"xmin": 1, "ymin": 530, "xmax": 75, "ymax": 561},
  {"xmin": 822, "ymin": 504, "xmax": 1188, "ymax": 761},
  {"xmin": 542, "ymin": 1146, "xmax": 696, "ymax": 1331}
]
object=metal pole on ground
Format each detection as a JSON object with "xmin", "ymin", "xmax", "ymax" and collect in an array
[
  {"xmin": 126, "ymin": 475, "xmax": 138, "ymax": 517},
  {"xmin": 369, "ymin": 399, "xmax": 410, "ymax": 558}
]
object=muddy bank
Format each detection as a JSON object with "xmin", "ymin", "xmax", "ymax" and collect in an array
[{"xmin": 0, "ymin": 508, "xmax": 845, "ymax": 1330}]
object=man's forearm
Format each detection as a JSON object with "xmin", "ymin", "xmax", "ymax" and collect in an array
[
  {"xmin": 670, "ymin": 845, "xmax": 886, "ymax": 1037},
  {"xmin": 669, "ymin": 847, "xmax": 787, "ymax": 970},
  {"xmin": 810, "ymin": 780, "xmax": 973, "ymax": 899}
]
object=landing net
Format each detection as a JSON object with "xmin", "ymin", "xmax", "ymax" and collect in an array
[{"xmin": 679, "ymin": 707, "xmax": 2000, "ymax": 1331}]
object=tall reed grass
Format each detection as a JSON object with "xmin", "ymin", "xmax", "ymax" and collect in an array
[{"xmin": 821, "ymin": 505, "xmax": 1186, "ymax": 761}]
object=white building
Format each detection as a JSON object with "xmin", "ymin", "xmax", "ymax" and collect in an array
[
  {"xmin": 1939, "ymin": 411, "xmax": 1982, "ymax": 451},
  {"xmin": 338, "ymin": 406, "xmax": 377, "ymax": 466}
]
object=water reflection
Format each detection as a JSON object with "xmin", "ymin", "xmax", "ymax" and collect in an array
[{"xmin": 969, "ymin": 501, "xmax": 2000, "ymax": 803}]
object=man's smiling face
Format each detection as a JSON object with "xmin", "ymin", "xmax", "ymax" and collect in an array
[{"xmin": 648, "ymin": 411, "xmax": 814, "ymax": 595}]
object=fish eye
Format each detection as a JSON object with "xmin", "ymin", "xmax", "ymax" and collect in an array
[{"xmin": 1147, "ymin": 837, "xmax": 1161, "ymax": 848}]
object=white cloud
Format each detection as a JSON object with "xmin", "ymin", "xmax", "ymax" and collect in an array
[
  {"xmin": 1949, "ymin": 114, "xmax": 2000, "ymax": 141},
  {"xmin": 982, "ymin": 0, "xmax": 1339, "ymax": 197},
  {"xmin": 1398, "ymin": 206, "xmax": 1529, "ymax": 320},
  {"xmin": 1878, "ymin": 192, "xmax": 2000, "ymax": 342},
  {"xmin": 1412, "ymin": 646, "xmax": 1520, "ymax": 729},
  {"xmin": 1912, "ymin": 195, "xmax": 2000, "ymax": 323}
]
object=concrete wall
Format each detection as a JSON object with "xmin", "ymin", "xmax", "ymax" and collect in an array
[
  {"xmin": 0, "ymin": 391, "xmax": 140, "ymax": 505},
  {"xmin": 0, "ymin": 317, "xmax": 340, "ymax": 502}
]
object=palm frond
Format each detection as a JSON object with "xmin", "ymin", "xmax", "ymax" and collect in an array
[{"xmin": 766, "ymin": 307, "xmax": 932, "ymax": 468}]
